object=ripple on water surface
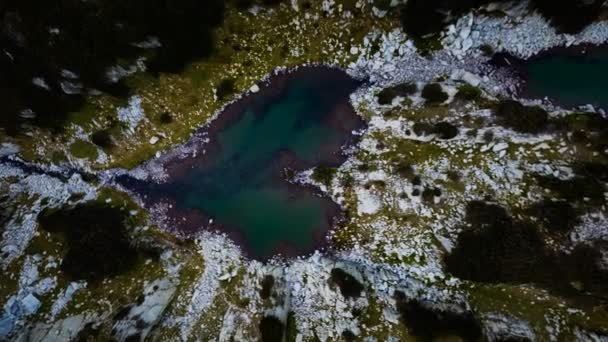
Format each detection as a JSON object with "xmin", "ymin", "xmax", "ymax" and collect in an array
[{"xmin": 118, "ymin": 67, "xmax": 365, "ymax": 259}]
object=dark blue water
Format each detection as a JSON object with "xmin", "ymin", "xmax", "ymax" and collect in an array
[
  {"xmin": 523, "ymin": 46, "xmax": 608, "ymax": 110},
  {"xmin": 121, "ymin": 68, "xmax": 364, "ymax": 258}
]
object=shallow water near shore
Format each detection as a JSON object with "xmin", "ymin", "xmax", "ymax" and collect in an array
[
  {"xmin": 118, "ymin": 67, "xmax": 364, "ymax": 259},
  {"xmin": 522, "ymin": 45, "xmax": 608, "ymax": 110}
]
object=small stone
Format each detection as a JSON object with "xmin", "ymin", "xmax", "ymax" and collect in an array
[
  {"xmin": 350, "ymin": 46, "xmax": 359, "ymax": 55},
  {"xmin": 462, "ymin": 38, "xmax": 473, "ymax": 51},
  {"xmin": 149, "ymin": 136, "xmax": 159, "ymax": 145},
  {"xmin": 0, "ymin": 316, "xmax": 14, "ymax": 337},
  {"xmin": 250, "ymin": 84, "xmax": 260, "ymax": 93},
  {"xmin": 493, "ymin": 143, "xmax": 508, "ymax": 152},
  {"xmin": 21, "ymin": 294, "xmax": 41, "ymax": 315},
  {"xmin": 459, "ymin": 27, "xmax": 471, "ymax": 40}
]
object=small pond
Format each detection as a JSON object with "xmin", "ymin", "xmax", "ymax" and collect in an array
[
  {"xmin": 500, "ymin": 45, "xmax": 608, "ymax": 110},
  {"xmin": 118, "ymin": 67, "xmax": 365, "ymax": 259}
]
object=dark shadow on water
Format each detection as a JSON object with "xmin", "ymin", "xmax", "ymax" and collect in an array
[{"xmin": 117, "ymin": 67, "xmax": 366, "ymax": 260}]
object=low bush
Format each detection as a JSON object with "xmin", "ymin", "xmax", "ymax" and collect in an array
[
  {"xmin": 216, "ymin": 78, "xmax": 236, "ymax": 100},
  {"xmin": 259, "ymin": 315, "xmax": 284, "ymax": 342},
  {"xmin": 421, "ymin": 83, "xmax": 448, "ymax": 104},
  {"xmin": 432, "ymin": 122, "xmax": 459, "ymax": 139},
  {"xmin": 159, "ymin": 111, "xmax": 173, "ymax": 124},
  {"xmin": 91, "ymin": 129, "xmax": 114, "ymax": 149},
  {"xmin": 311, "ymin": 165, "xmax": 337, "ymax": 186},
  {"xmin": 455, "ymin": 84, "xmax": 482, "ymax": 101},
  {"xmin": 377, "ymin": 82, "xmax": 417, "ymax": 105},
  {"xmin": 494, "ymin": 100, "xmax": 548, "ymax": 133},
  {"xmin": 330, "ymin": 268, "xmax": 364, "ymax": 298}
]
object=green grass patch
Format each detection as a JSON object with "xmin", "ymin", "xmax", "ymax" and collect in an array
[{"xmin": 69, "ymin": 140, "xmax": 98, "ymax": 160}]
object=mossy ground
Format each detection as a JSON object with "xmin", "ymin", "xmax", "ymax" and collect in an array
[{"xmin": 7, "ymin": 0, "xmax": 397, "ymax": 170}]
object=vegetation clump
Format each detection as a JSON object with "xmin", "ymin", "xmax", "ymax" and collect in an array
[
  {"xmin": 392, "ymin": 159, "xmax": 415, "ymax": 179},
  {"xmin": 494, "ymin": 100, "xmax": 548, "ymax": 133},
  {"xmin": 216, "ymin": 78, "xmax": 236, "ymax": 100},
  {"xmin": 455, "ymin": 84, "xmax": 482, "ymax": 101},
  {"xmin": 394, "ymin": 291, "xmax": 483, "ymax": 341},
  {"xmin": 311, "ymin": 165, "xmax": 337, "ymax": 187},
  {"xmin": 38, "ymin": 203, "xmax": 139, "ymax": 282},
  {"xmin": 422, "ymin": 187, "xmax": 441, "ymax": 203},
  {"xmin": 479, "ymin": 44, "xmax": 494, "ymax": 56},
  {"xmin": 432, "ymin": 122, "xmax": 459, "ymax": 139},
  {"xmin": 421, "ymin": 83, "xmax": 448, "ymax": 104},
  {"xmin": 260, "ymin": 275, "xmax": 275, "ymax": 300},
  {"xmin": 259, "ymin": 315, "xmax": 284, "ymax": 342},
  {"xmin": 330, "ymin": 268, "xmax": 364, "ymax": 299},
  {"xmin": 412, "ymin": 121, "xmax": 458, "ymax": 139},
  {"xmin": 69, "ymin": 140, "xmax": 99, "ymax": 160},
  {"xmin": 158, "ymin": 111, "xmax": 173, "ymax": 124},
  {"xmin": 412, "ymin": 122, "xmax": 434, "ymax": 136},
  {"xmin": 91, "ymin": 129, "xmax": 114, "ymax": 149},
  {"xmin": 377, "ymin": 82, "xmax": 417, "ymax": 105}
]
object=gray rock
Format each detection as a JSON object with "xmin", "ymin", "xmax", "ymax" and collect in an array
[
  {"xmin": 21, "ymin": 294, "xmax": 41, "ymax": 315},
  {"xmin": 0, "ymin": 315, "xmax": 15, "ymax": 337}
]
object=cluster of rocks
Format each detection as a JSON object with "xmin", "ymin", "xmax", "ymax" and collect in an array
[{"xmin": 443, "ymin": 1, "xmax": 608, "ymax": 59}]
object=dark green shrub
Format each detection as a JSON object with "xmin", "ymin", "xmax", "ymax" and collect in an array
[
  {"xmin": 412, "ymin": 122, "xmax": 434, "ymax": 136},
  {"xmin": 479, "ymin": 44, "xmax": 494, "ymax": 56},
  {"xmin": 494, "ymin": 100, "xmax": 548, "ymax": 133},
  {"xmin": 432, "ymin": 122, "xmax": 459, "ymax": 139},
  {"xmin": 365, "ymin": 180, "xmax": 386, "ymax": 190},
  {"xmin": 421, "ymin": 83, "xmax": 448, "ymax": 104},
  {"xmin": 91, "ymin": 129, "xmax": 114, "ymax": 149},
  {"xmin": 312, "ymin": 165, "xmax": 337, "ymax": 186},
  {"xmin": 393, "ymin": 160, "xmax": 415, "ymax": 179},
  {"xmin": 422, "ymin": 187, "xmax": 441, "ymax": 203},
  {"xmin": 159, "ymin": 111, "xmax": 173, "ymax": 124},
  {"xmin": 260, "ymin": 275, "xmax": 275, "ymax": 300},
  {"xmin": 574, "ymin": 161, "xmax": 608, "ymax": 181},
  {"xmin": 259, "ymin": 315, "xmax": 284, "ymax": 342},
  {"xmin": 455, "ymin": 84, "xmax": 482, "ymax": 101},
  {"xmin": 377, "ymin": 82, "xmax": 417, "ymax": 105},
  {"xmin": 330, "ymin": 268, "xmax": 364, "ymax": 298},
  {"xmin": 216, "ymin": 78, "xmax": 236, "ymax": 100}
]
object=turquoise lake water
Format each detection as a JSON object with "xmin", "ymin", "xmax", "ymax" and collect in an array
[
  {"xmin": 124, "ymin": 69, "xmax": 362, "ymax": 258},
  {"xmin": 523, "ymin": 47, "xmax": 608, "ymax": 110}
]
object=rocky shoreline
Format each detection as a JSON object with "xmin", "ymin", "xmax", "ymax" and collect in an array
[{"xmin": 112, "ymin": 66, "xmax": 366, "ymax": 260}]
